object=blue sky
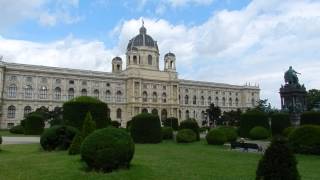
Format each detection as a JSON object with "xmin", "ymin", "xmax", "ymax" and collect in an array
[{"xmin": 1, "ymin": 0, "xmax": 320, "ymax": 108}]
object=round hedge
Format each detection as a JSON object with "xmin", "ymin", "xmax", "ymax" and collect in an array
[
  {"xmin": 249, "ymin": 126, "xmax": 270, "ymax": 140},
  {"xmin": 162, "ymin": 127, "xmax": 173, "ymax": 140},
  {"xmin": 81, "ymin": 127, "xmax": 135, "ymax": 172},
  {"xmin": 176, "ymin": 129, "xmax": 197, "ymax": 143},
  {"xmin": 40, "ymin": 125, "xmax": 79, "ymax": 151},
  {"xmin": 10, "ymin": 125, "xmax": 24, "ymax": 134},
  {"xmin": 179, "ymin": 119, "xmax": 200, "ymax": 140},
  {"xmin": 63, "ymin": 96, "xmax": 110, "ymax": 130},
  {"xmin": 271, "ymin": 112, "xmax": 291, "ymax": 135},
  {"xmin": 283, "ymin": 127, "xmax": 296, "ymax": 137},
  {"xmin": 162, "ymin": 117, "xmax": 179, "ymax": 130},
  {"xmin": 24, "ymin": 114, "xmax": 45, "ymax": 135},
  {"xmin": 130, "ymin": 113, "xmax": 162, "ymax": 143},
  {"xmin": 288, "ymin": 125, "xmax": 320, "ymax": 155},
  {"xmin": 239, "ymin": 111, "xmax": 269, "ymax": 137},
  {"xmin": 218, "ymin": 126, "xmax": 238, "ymax": 142},
  {"xmin": 206, "ymin": 129, "xmax": 227, "ymax": 145}
]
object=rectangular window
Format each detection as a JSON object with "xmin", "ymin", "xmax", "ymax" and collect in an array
[{"xmin": 69, "ymin": 80, "xmax": 74, "ymax": 85}]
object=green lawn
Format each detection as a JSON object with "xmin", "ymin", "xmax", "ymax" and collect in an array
[
  {"xmin": 0, "ymin": 130, "xmax": 39, "ymax": 137},
  {"xmin": 0, "ymin": 141, "xmax": 320, "ymax": 180}
]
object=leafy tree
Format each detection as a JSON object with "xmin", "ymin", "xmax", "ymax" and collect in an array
[
  {"xmin": 206, "ymin": 103, "xmax": 221, "ymax": 127},
  {"xmin": 221, "ymin": 109, "xmax": 242, "ymax": 126},
  {"xmin": 306, "ymin": 89, "xmax": 320, "ymax": 110}
]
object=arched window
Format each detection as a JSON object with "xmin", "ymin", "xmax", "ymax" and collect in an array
[
  {"xmin": 116, "ymin": 91, "xmax": 122, "ymax": 102},
  {"xmin": 106, "ymin": 90, "xmax": 111, "ymax": 101},
  {"xmin": 25, "ymin": 85, "xmax": 33, "ymax": 99},
  {"xmin": 24, "ymin": 106, "xmax": 32, "ymax": 117},
  {"xmin": 142, "ymin": 91, "xmax": 148, "ymax": 102},
  {"xmin": 185, "ymin": 110, "xmax": 190, "ymax": 119},
  {"xmin": 94, "ymin": 89, "xmax": 99, "ymax": 99},
  {"xmin": 39, "ymin": 86, "xmax": 48, "ymax": 99},
  {"xmin": 68, "ymin": 88, "xmax": 74, "ymax": 100},
  {"xmin": 208, "ymin": 96, "xmax": 212, "ymax": 105},
  {"xmin": 185, "ymin": 95, "xmax": 189, "ymax": 105},
  {"xmin": 229, "ymin": 98, "xmax": 232, "ymax": 107},
  {"xmin": 8, "ymin": 84, "xmax": 17, "ymax": 98},
  {"xmin": 161, "ymin": 109, "xmax": 167, "ymax": 121},
  {"xmin": 148, "ymin": 55, "xmax": 152, "ymax": 65},
  {"xmin": 116, "ymin": 108, "xmax": 122, "ymax": 119},
  {"xmin": 215, "ymin": 97, "xmax": 219, "ymax": 105},
  {"xmin": 7, "ymin": 105, "xmax": 16, "ymax": 118},
  {"xmin": 142, "ymin": 108, "xmax": 148, "ymax": 113},
  {"xmin": 152, "ymin": 109, "xmax": 158, "ymax": 116},
  {"xmin": 251, "ymin": 98, "xmax": 255, "ymax": 106},
  {"xmin": 193, "ymin": 96, "xmax": 197, "ymax": 105},
  {"xmin": 152, "ymin": 92, "xmax": 157, "ymax": 103},
  {"xmin": 201, "ymin": 111, "xmax": 205, "ymax": 121},
  {"xmin": 179, "ymin": 110, "xmax": 181, "ymax": 119},
  {"xmin": 81, "ymin": 89, "xmax": 87, "ymax": 96},
  {"xmin": 235, "ymin": 98, "xmax": 239, "ymax": 106},
  {"xmin": 162, "ymin": 92, "xmax": 167, "ymax": 103},
  {"xmin": 222, "ymin": 97, "xmax": 226, "ymax": 106},
  {"xmin": 54, "ymin": 87, "xmax": 61, "ymax": 100},
  {"xmin": 133, "ymin": 56, "xmax": 137, "ymax": 64},
  {"xmin": 201, "ymin": 96, "xmax": 205, "ymax": 105}
]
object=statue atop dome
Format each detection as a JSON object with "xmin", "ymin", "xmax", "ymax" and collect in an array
[{"xmin": 284, "ymin": 66, "xmax": 301, "ymax": 85}]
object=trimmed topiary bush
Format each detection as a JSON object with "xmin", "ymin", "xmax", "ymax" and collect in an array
[
  {"xmin": 283, "ymin": 127, "xmax": 296, "ymax": 137},
  {"xmin": 162, "ymin": 117, "xmax": 179, "ymax": 130},
  {"xmin": 239, "ymin": 111, "xmax": 269, "ymax": 137},
  {"xmin": 63, "ymin": 96, "xmax": 110, "ymax": 130},
  {"xmin": 24, "ymin": 114, "xmax": 45, "ymax": 135},
  {"xmin": 68, "ymin": 133, "xmax": 83, "ymax": 155},
  {"xmin": 179, "ymin": 119, "xmax": 200, "ymax": 140},
  {"xmin": 301, "ymin": 111, "xmax": 320, "ymax": 125},
  {"xmin": 288, "ymin": 125, "xmax": 320, "ymax": 155},
  {"xmin": 111, "ymin": 120, "xmax": 121, "ymax": 128},
  {"xmin": 130, "ymin": 113, "xmax": 162, "ymax": 143},
  {"xmin": 249, "ymin": 126, "xmax": 270, "ymax": 140},
  {"xmin": 176, "ymin": 129, "xmax": 197, "ymax": 143},
  {"xmin": 206, "ymin": 129, "xmax": 227, "ymax": 145},
  {"xmin": 271, "ymin": 112, "xmax": 291, "ymax": 135},
  {"xmin": 40, "ymin": 125, "xmax": 79, "ymax": 151},
  {"xmin": 81, "ymin": 127, "xmax": 135, "ymax": 172},
  {"xmin": 256, "ymin": 137, "xmax": 300, "ymax": 180},
  {"xmin": 162, "ymin": 127, "xmax": 173, "ymax": 140},
  {"xmin": 218, "ymin": 126, "xmax": 238, "ymax": 142},
  {"xmin": 10, "ymin": 125, "xmax": 24, "ymax": 134}
]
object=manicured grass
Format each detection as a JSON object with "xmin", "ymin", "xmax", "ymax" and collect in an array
[
  {"xmin": 0, "ymin": 130, "xmax": 39, "ymax": 137},
  {"xmin": 0, "ymin": 141, "xmax": 320, "ymax": 180}
]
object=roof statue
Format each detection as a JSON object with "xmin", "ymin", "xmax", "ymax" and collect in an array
[{"xmin": 284, "ymin": 66, "xmax": 301, "ymax": 85}]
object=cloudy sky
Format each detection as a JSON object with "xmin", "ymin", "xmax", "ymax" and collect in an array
[{"xmin": 0, "ymin": 0, "xmax": 320, "ymax": 108}]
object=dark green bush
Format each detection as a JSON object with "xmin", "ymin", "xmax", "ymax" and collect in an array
[
  {"xmin": 130, "ymin": 113, "xmax": 162, "ymax": 143},
  {"xmin": 271, "ymin": 112, "xmax": 291, "ymax": 135},
  {"xmin": 40, "ymin": 125, "xmax": 79, "ymax": 151},
  {"xmin": 206, "ymin": 129, "xmax": 227, "ymax": 145},
  {"xmin": 176, "ymin": 129, "xmax": 197, "ymax": 143},
  {"xmin": 111, "ymin": 121, "xmax": 121, "ymax": 128},
  {"xmin": 162, "ymin": 127, "xmax": 173, "ymax": 140},
  {"xmin": 256, "ymin": 137, "xmax": 300, "ymax": 180},
  {"xmin": 218, "ymin": 126, "xmax": 238, "ymax": 142},
  {"xmin": 283, "ymin": 127, "xmax": 296, "ymax": 137},
  {"xmin": 63, "ymin": 96, "xmax": 110, "ymax": 130},
  {"xmin": 81, "ymin": 127, "xmax": 135, "ymax": 172},
  {"xmin": 68, "ymin": 112, "xmax": 96, "ymax": 155},
  {"xmin": 249, "ymin": 126, "xmax": 270, "ymax": 140},
  {"xmin": 24, "ymin": 114, "xmax": 45, "ymax": 135},
  {"xmin": 301, "ymin": 111, "xmax": 320, "ymax": 125},
  {"xmin": 9, "ymin": 125, "xmax": 24, "ymax": 134},
  {"xmin": 288, "ymin": 125, "xmax": 320, "ymax": 155},
  {"xmin": 162, "ymin": 117, "xmax": 179, "ymax": 130},
  {"xmin": 179, "ymin": 119, "xmax": 200, "ymax": 140},
  {"xmin": 0, "ymin": 135, "xmax": 2, "ymax": 145},
  {"xmin": 239, "ymin": 111, "xmax": 269, "ymax": 137}
]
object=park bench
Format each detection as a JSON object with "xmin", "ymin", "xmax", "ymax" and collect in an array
[{"xmin": 230, "ymin": 141, "xmax": 263, "ymax": 152}]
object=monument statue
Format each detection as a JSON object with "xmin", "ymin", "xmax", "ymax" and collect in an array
[{"xmin": 284, "ymin": 66, "xmax": 301, "ymax": 85}]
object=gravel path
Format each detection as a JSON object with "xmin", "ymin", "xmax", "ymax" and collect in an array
[{"xmin": 2, "ymin": 136, "xmax": 40, "ymax": 144}]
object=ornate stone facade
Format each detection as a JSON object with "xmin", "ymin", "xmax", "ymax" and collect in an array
[{"xmin": 0, "ymin": 25, "xmax": 260, "ymax": 129}]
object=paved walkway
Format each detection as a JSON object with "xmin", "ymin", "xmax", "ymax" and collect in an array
[{"xmin": 2, "ymin": 136, "xmax": 40, "ymax": 144}]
